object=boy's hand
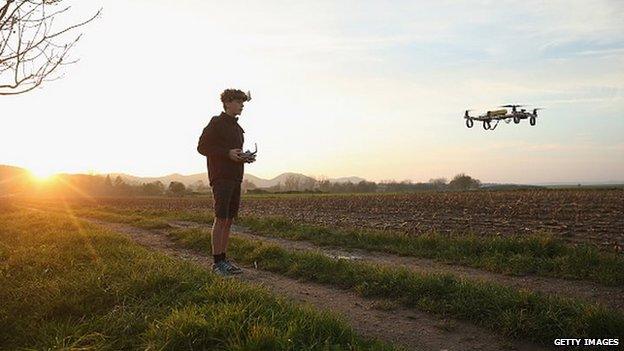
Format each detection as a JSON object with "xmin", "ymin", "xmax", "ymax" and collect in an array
[{"xmin": 228, "ymin": 149, "xmax": 244, "ymax": 162}]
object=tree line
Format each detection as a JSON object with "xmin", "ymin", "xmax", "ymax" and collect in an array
[
  {"xmin": 2, "ymin": 171, "xmax": 482, "ymax": 197},
  {"xmin": 3, "ymin": 174, "xmax": 192, "ymax": 197},
  {"xmin": 245, "ymin": 173, "xmax": 481, "ymax": 194}
]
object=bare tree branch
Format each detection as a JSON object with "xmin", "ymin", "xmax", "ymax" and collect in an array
[{"xmin": 0, "ymin": 0, "xmax": 100, "ymax": 95}]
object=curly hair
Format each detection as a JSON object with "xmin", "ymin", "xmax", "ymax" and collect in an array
[
  {"xmin": 220, "ymin": 89, "xmax": 249, "ymax": 110},
  {"xmin": 221, "ymin": 89, "xmax": 250, "ymax": 111}
]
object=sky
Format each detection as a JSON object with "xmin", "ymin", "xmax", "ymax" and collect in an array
[{"xmin": 1, "ymin": 0, "xmax": 623, "ymax": 184}]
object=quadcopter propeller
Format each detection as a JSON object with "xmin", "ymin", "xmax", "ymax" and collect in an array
[{"xmin": 500, "ymin": 104, "xmax": 524, "ymax": 108}]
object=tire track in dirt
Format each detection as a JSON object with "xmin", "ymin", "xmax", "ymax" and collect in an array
[
  {"xmin": 169, "ymin": 220, "xmax": 624, "ymax": 313},
  {"xmin": 83, "ymin": 217, "xmax": 548, "ymax": 351}
]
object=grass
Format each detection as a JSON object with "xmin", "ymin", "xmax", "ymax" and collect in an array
[
  {"xmin": 0, "ymin": 206, "xmax": 395, "ymax": 350},
  {"xmin": 166, "ymin": 226, "xmax": 624, "ymax": 346},
  {"xmin": 49, "ymin": 202, "xmax": 624, "ymax": 287},
  {"xmin": 237, "ymin": 217, "xmax": 624, "ymax": 287},
  {"xmin": 14, "ymin": 201, "xmax": 624, "ymax": 347}
]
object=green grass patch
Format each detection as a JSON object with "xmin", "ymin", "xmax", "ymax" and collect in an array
[
  {"xmin": 167, "ymin": 227, "xmax": 624, "ymax": 346},
  {"xmin": 48, "ymin": 203, "xmax": 624, "ymax": 287},
  {"xmin": 0, "ymin": 208, "xmax": 395, "ymax": 350},
  {"xmin": 46, "ymin": 204, "xmax": 216, "ymax": 228},
  {"xmin": 236, "ymin": 217, "xmax": 624, "ymax": 287}
]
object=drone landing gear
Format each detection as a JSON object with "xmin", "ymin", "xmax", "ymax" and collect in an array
[
  {"xmin": 482, "ymin": 119, "xmax": 501, "ymax": 131},
  {"xmin": 483, "ymin": 120, "xmax": 495, "ymax": 130},
  {"xmin": 513, "ymin": 116, "xmax": 520, "ymax": 124},
  {"xmin": 466, "ymin": 118, "xmax": 474, "ymax": 128},
  {"xmin": 530, "ymin": 116, "xmax": 536, "ymax": 126}
]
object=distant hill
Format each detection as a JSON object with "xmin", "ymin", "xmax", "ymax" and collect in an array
[
  {"xmin": 329, "ymin": 176, "xmax": 366, "ymax": 184},
  {"xmin": 0, "ymin": 164, "xmax": 32, "ymax": 194},
  {"xmin": 106, "ymin": 172, "xmax": 365, "ymax": 188},
  {"xmin": 106, "ymin": 172, "xmax": 207, "ymax": 186},
  {"xmin": 6, "ymin": 163, "xmax": 620, "ymax": 193},
  {"xmin": 0, "ymin": 166, "xmax": 368, "ymax": 192},
  {"xmin": 0, "ymin": 166, "xmax": 368, "ymax": 195},
  {"xmin": 250, "ymin": 172, "xmax": 314, "ymax": 188}
]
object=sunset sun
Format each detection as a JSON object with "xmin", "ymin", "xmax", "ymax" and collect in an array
[{"xmin": 28, "ymin": 167, "xmax": 57, "ymax": 182}]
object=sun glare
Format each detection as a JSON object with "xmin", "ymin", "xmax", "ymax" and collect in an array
[{"xmin": 28, "ymin": 167, "xmax": 57, "ymax": 182}]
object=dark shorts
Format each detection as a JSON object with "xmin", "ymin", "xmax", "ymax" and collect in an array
[{"xmin": 211, "ymin": 179, "xmax": 241, "ymax": 219}]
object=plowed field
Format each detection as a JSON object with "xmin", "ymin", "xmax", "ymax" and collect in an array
[{"xmin": 59, "ymin": 189, "xmax": 623, "ymax": 252}]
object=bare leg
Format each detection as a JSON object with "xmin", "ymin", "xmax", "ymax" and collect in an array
[
  {"xmin": 211, "ymin": 217, "xmax": 228, "ymax": 255},
  {"xmin": 223, "ymin": 218, "xmax": 234, "ymax": 253}
]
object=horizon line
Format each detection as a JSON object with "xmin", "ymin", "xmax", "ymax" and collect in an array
[{"xmin": 2, "ymin": 163, "xmax": 623, "ymax": 186}]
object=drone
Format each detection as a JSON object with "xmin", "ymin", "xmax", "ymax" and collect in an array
[
  {"xmin": 240, "ymin": 142, "xmax": 257, "ymax": 163},
  {"xmin": 464, "ymin": 105, "xmax": 543, "ymax": 130}
]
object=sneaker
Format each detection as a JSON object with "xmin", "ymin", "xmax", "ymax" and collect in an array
[
  {"xmin": 223, "ymin": 259, "xmax": 243, "ymax": 274},
  {"xmin": 212, "ymin": 261, "xmax": 232, "ymax": 277}
]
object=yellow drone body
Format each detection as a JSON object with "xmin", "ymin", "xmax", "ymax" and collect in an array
[{"xmin": 487, "ymin": 109, "xmax": 507, "ymax": 117}]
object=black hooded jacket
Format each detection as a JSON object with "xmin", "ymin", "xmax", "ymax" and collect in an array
[{"xmin": 197, "ymin": 112, "xmax": 245, "ymax": 186}]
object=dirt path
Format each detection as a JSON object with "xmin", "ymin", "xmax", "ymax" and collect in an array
[
  {"xmin": 167, "ymin": 220, "xmax": 624, "ymax": 313},
  {"xmin": 84, "ymin": 217, "xmax": 548, "ymax": 351}
]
